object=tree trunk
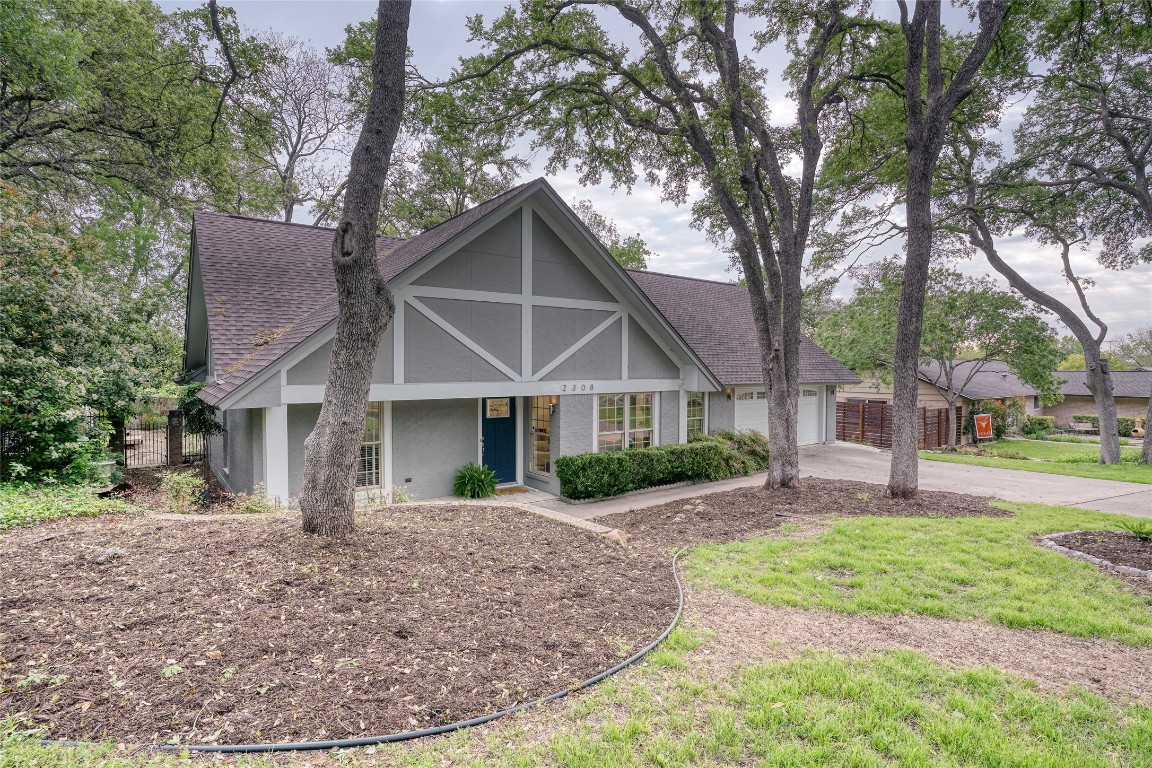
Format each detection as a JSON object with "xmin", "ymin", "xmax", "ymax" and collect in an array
[
  {"xmin": 945, "ymin": 394, "xmax": 959, "ymax": 451},
  {"xmin": 298, "ymin": 1, "xmax": 411, "ymax": 537},
  {"xmin": 888, "ymin": 151, "xmax": 934, "ymax": 498},
  {"xmin": 1142, "ymin": 380, "xmax": 1152, "ymax": 464},
  {"xmin": 1084, "ymin": 355, "xmax": 1122, "ymax": 465}
]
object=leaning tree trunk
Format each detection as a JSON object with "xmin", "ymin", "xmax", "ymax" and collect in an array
[
  {"xmin": 888, "ymin": 151, "xmax": 934, "ymax": 498},
  {"xmin": 299, "ymin": 0, "xmax": 412, "ymax": 537},
  {"xmin": 1084, "ymin": 355, "xmax": 1122, "ymax": 465}
]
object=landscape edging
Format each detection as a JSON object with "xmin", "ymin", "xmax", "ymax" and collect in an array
[{"xmin": 1037, "ymin": 531, "xmax": 1152, "ymax": 581}]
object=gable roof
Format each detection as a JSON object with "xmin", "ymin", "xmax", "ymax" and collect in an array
[
  {"xmin": 1056, "ymin": 369, "xmax": 1152, "ymax": 399},
  {"xmin": 188, "ymin": 180, "xmax": 856, "ymax": 407},
  {"xmin": 917, "ymin": 359, "xmax": 1039, "ymax": 401},
  {"xmin": 194, "ymin": 182, "xmax": 532, "ymax": 406},
  {"xmin": 626, "ymin": 270, "xmax": 860, "ymax": 386}
]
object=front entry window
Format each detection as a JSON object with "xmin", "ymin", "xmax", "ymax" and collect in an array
[
  {"xmin": 597, "ymin": 393, "xmax": 654, "ymax": 451},
  {"xmin": 529, "ymin": 396, "xmax": 552, "ymax": 474},
  {"xmin": 357, "ymin": 402, "xmax": 381, "ymax": 488}
]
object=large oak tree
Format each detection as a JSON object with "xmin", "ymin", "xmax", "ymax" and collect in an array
[
  {"xmin": 458, "ymin": 0, "xmax": 877, "ymax": 489},
  {"xmin": 298, "ymin": 0, "xmax": 412, "ymax": 537}
]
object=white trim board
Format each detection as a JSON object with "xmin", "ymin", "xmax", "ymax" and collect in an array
[{"xmin": 281, "ymin": 379, "xmax": 690, "ymax": 403}]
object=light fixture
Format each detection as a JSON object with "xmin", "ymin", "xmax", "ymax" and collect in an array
[
  {"xmin": 725, "ymin": 386, "xmax": 734, "ymax": 400},
  {"xmin": 549, "ymin": 394, "xmax": 558, "ymax": 414}
]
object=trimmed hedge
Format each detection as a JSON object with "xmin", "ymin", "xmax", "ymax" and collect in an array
[
  {"xmin": 1072, "ymin": 414, "xmax": 1138, "ymax": 436},
  {"xmin": 555, "ymin": 430, "xmax": 771, "ymax": 500}
]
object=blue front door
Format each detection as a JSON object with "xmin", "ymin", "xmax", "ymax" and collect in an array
[{"xmin": 481, "ymin": 397, "xmax": 517, "ymax": 484}]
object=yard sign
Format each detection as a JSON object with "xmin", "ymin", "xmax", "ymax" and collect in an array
[{"xmin": 973, "ymin": 413, "xmax": 993, "ymax": 441}]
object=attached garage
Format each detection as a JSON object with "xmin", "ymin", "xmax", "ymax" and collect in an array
[{"xmin": 733, "ymin": 386, "xmax": 825, "ymax": 445}]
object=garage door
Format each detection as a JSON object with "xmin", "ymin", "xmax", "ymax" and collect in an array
[
  {"xmin": 734, "ymin": 388, "xmax": 768, "ymax": 435},
  {"xmin": 798, "ymin": 387, "xmax": 821, "ymax": 445},
  {"xmin": 735, "ymin": 386, "xmax": 824, "ymax": 445}
]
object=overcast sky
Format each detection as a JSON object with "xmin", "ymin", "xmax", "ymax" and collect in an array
[{"xmin": 160, "ymin": 0, "xmax": 1151, "ymax": 339}]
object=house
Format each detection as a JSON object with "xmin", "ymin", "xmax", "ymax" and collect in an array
[
  {"xmin": 1042, "ymin": 369, "xmax": 1152, "ymax": 428},
  {"xmin": 183, "ymin": 179, "xmax": 858, "ymax": 501},
  {"xmin": 837, "ymin": 360, "xmax": 1043, "ymax": 444}
]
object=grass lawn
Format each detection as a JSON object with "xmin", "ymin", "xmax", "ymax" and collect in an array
[
  {"xmin": 920, "ymin": 440, "xmax": 1152, "ymax": 484},
  {"xmin": 687, "ymin": 501, "xmax": 1152, "ymax": 645}
]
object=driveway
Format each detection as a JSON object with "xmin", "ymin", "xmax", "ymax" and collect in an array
[
  {"xmin": 545, "ymin": 441, "xmax": 1152, "ymax": 520},
  {"xmin": 799, "ymin": 442, "xmax": 1152, "ymax": 519}
]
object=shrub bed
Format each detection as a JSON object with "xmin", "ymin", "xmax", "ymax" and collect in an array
[
  {"xmin": 555, "ymin": 430, "xmax": 770, "ymax": 500},
  {"xmin": 1021, "ymin": 415, "xmax": 1056, "ymax": 437},
  {"xmin": 1072, "ymin": 414, "xmax": 1138, "ymax": 437}
]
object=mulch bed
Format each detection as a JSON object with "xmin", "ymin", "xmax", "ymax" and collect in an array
[
  {"xmin": 0, "ymin": 505, "xmax": 675, "ymax": 746},
  {"xmin": 1046, "ymin": 530, "xmax": 1152, "ymax": 572},
  {"xmin": 595, "ymin": 477, "xmax": 1009, "ymax": 553}
]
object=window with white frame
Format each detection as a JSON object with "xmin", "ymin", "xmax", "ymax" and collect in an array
[
  {"xmin": 529, "ymin": 396, "xmax": 552, "ymax": 474},
  {"xmin": 686, "ymin": 392, "xmax": 705, "ymax": 438},
  {"xmin": 357, "ymin": 402, "xmax": 382, "ymax": 488},
  {"xmin": 597, "ymin": 393, "xmax": 654, "ymax": 451}
]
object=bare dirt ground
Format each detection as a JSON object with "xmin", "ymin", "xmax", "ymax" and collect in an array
[
  {"xmin": 683, "ymin": 585, "xmax": 1152, "ymax": 707},
  {"xmin": 0, "ymin": 505, "xmax": 675, "ymax": 745}
]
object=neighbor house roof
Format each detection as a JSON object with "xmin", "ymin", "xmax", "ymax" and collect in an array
[
  {"xmin": 917, "ymin": 359, "xmax": 1038, "ymax": 401},
  {"xmin": 194, "ymin": 182, "xmax": 532, "ymax": 405},
  {"xmin": 1055, "ymin": 369, "xmax": 1152, "ymax": 399},
  {"xmin": 627, "ymin": 270, "xmax": 860, "ymax": 386}
]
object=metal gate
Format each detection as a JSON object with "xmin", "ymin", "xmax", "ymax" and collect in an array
[{"xmin": 120, "ymin": 412, "xmax": 205, "ymax": 468}]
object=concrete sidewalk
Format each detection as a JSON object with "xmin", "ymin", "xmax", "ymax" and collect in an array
[{"xmin": 536, "ymin": 442, "xmax": 1152, "ymax": 520}]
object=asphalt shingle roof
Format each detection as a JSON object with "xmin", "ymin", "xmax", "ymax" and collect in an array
[
  {"xmin": 626, "ymin": 270, "xmax": 860, "ymax": 386},
  {"xmin": 195, "ymin": 183, "xmax": 531, "ymax": 405},
  {"xmin": 190, "ymin": 182, "xmax": 858, "ymax": 406},
  {"xmin": 917, "ymin": 359, "xmax": 1039, "ymax": 401},
  {"xmin": 1056, "ymin": 369, "xmax": 1152, "ymax": 398}
]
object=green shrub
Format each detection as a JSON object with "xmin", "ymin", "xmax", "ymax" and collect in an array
[
  {"xmin": 1072, "ymin": 414, "xmax": 1139, "ymax": 436},
  {"xmin": 1118, "ymin": 519, "xmax": 1152, "ymax": 540},
  {"xmin": 1021, "ymin": 415, "xmax": 1056, "ymax": 437},
  {"xmin": 965, "ymin": 400, "xmax": 1013, "ymax": 440},
  {"xmin": 159, "ymin": 470, "xmax": 206, "ymax": 513},
  {"xmin": 0, "ymin": 483, "xmax": 131, "ymax": 530},
  {"xmin": 555, "ymin": 435, "xmax": 771, "ymax": 500},
  {"xmin": 453, "ymin": 462, "xmax": 497, "ymax": 499}
]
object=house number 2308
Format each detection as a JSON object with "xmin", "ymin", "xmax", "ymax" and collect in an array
[{"xmin": 561, "ymin": 383, "xmax": 594, "ymax": 392}]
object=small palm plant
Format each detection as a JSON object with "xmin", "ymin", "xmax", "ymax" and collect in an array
[
  {"xmin": 1117, "ymin": 519, "xmax": 1152, "ymax": 540},
  {"xmin": 453, "ymin": 462, "xmax": 497, "ymax": 499}
]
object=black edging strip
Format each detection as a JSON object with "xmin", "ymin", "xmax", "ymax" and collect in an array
[{"xmin": 43, "ymin": 546, "xmax": 690, "ymax": 755}]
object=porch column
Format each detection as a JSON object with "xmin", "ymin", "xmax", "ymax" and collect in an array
[{"xmin": 264, "ymin": 405, "xmax": 289, "ymax": 503}]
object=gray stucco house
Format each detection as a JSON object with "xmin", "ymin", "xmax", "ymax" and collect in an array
[{"xmin": 183, "ymin": 179, "xmax": 858, "ymax": 502}]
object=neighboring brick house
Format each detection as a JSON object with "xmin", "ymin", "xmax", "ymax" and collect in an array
[{"xmin": 1042, "ymin": 369, "xmax": 1152, "ymax": 429}]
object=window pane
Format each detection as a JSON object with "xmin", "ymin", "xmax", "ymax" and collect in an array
[
  {"xmin": 530, "ymin": 396, "xmax": 551, "ymax": 474},
  {"xmin": 356, "ymin": 444, "xmax": 380, "ymax": 487},
  {"xmin": 597, "ymin": 432, "xmax": 624, "ymax": 452},
  {"xmin": 628, "ymin": 429, "xmax": 653, "ymax": 450}
]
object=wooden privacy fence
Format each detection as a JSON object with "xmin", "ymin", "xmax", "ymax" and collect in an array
[{"xmin": 836, "ymin": 402, "xmax": 962, "ymax": 450}]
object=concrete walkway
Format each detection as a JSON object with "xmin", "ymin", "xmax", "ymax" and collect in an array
[{"xmin": 536, "ymin": 442, "xmax": 1152, "ymax": 520}]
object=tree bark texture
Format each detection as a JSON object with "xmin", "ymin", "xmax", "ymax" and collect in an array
[
  {"xmin": 299, "ymin": 1, "xmax": 411, "ymax": 537},
  {"xmin": 887, "ymin": 0, "xmax": 1008, "ymax": 499},
  {"xmin": 1142, "ymin": 381, "xmax": 1152, "ymax": 464}
]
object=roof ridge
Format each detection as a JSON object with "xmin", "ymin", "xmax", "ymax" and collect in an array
[
  {"xmin": 628, "ymin": 268, "xmax": 742, "ymax": 288},
  {"xmin": 195, "ymin": 210, "xmax": 408, "ymax": 241}
]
